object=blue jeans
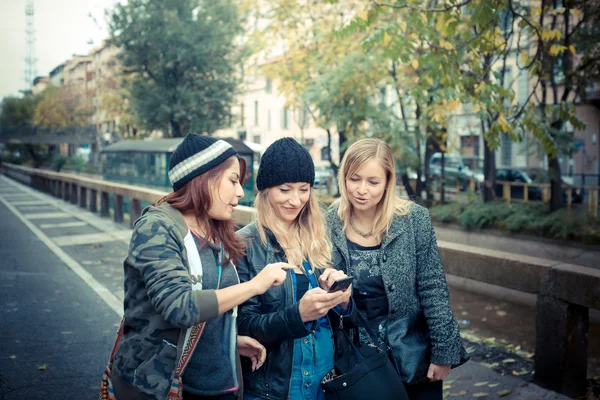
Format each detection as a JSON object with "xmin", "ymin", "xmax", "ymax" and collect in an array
[{"xmin": 244, "ymin": 328, "xmax": 334, "ymax": 400}]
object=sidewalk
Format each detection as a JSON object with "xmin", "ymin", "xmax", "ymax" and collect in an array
[
  {"xmin": 0, "ymin": 174, "xmax": 575, "ymax": 399},
  {"xmin": 434, "ymin": 223, "xmax": 600, "ymax": 269}
]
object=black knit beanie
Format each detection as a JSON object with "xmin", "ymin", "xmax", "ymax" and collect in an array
[
  {"xmin": 168, "ymin": 133, "xmax": 238, "ymax": 191},
  {"xmin": 256, "ymin": 137, "xmax": 315, "ymax": 190}
]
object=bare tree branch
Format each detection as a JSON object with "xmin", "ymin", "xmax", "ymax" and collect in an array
[{"xmin": 371, "ymin": 0, "xmax": 471, "ymax": 13}]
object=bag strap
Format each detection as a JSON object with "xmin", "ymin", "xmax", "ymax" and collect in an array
[
  {"xmin": 106, "ymin": 317, "xmax": 125, "ymax": 365},
  {"xmin": 355, "ymin": 309, "xmax": 386, "ymax": 349}
]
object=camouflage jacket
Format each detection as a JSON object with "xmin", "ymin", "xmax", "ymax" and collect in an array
[{"xmin": 112, "ymin": 202, "xmax": 238, "ymax": 400}]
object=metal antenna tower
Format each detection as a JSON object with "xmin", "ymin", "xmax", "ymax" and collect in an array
[{"xmin": 24, "ymin": 1, "xmax": 37, "ymax": 91}]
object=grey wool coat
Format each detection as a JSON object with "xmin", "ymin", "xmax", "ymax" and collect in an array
[{"xmin": 326, "ymin": 203, "xmax": 462, "ymax": 367}]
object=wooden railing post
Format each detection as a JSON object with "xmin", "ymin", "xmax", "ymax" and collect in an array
[
  {"xmin": 90, "ymin": 189, "xmax": 98, "ymax": 213},
  {"xmin": 535, "ymin": 294, "xmax": 588, "ymax": 398},
  {"xmin": 64, "ymin": 182, "xmax": 70, "ymax": 200},
  {"xmin": 79, "ymin": 186, "xmax": 87, "ymax": 208},
  {"xmin": 100, "ymin": 191, "xmax": 110, "ymax": 217},
  {"xmin": 130, "ymin": 198, "xmax": 142, "ymax": 229},
  {"xmin": 54, "ymin": 180, "xmax": 61, "ymax": 198},
  {"xmin": 70, "ymin": 183, "xmax": 78, "ymax": 204},
  {"xmin": 543, "ymin": 185, "xmax": 551, "ymax": 203},
  {"xmin": 502, "ymin": 182, "xmax": 510, "ymax": 203},
  {"xmin": 114, "ymin": 195, "xmax": 124, "ymax": 223},
  {"xmin": 524, "ymin": 183, "xmax": 529, "ymax": 202},
  {"xmin": 588, "ymin": 188, "xmax": 598, "ymax": 218}
]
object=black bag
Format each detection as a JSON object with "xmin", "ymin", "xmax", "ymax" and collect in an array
[
  {"xmin": 321, "ymin": 313, "xmax": 409, "ymax": 400},
  {"xmin": 386, "ymin": 311, "xmax": 470, "ymax": 385}
]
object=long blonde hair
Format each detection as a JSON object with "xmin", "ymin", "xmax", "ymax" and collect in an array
[
  {"xmin": 338, "ymin": 138, "xmax": 412, "ymax": 238},
  {"xmin": 254, "ymin": 188, "xmax": 332, "ymax": 269}
]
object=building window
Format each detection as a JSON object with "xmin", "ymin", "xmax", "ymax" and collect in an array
[
  {"xmin": 282, "ymin": 107, "xmax": 290, "ymax": 129},
  {"xmin": 500, "ymin": 133, "xmax": 512, "ymax": 166},
  {"xmin": 267, "ymin": 109, "xmax": 271, "ymax": 131},
  {"xmin": 321, "ymin": 147, "xmax": 330, "ymax": 161},
  {"xmin": 299, "ymin": 106, "xmax": 309, "ymax": 129},
  {"xmin": 254, "ymin": 101, "xmax": 259, "ymax": 126},
  {"xmin": 253, "ymin": 135, "xmax": 261, "ymax": 144},
  {"xmin": 265, "ymin": 79, "xmax": 272, "ymax": 94}
]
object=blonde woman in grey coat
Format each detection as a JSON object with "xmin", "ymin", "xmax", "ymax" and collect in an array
[{"xmin": 326, "ymin": 138, "xmax": 467, "ymax": 400}]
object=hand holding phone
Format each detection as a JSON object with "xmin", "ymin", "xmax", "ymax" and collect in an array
[{"xmin": 328, "ymin": 276, "xmax": 354, "ymax": 293}]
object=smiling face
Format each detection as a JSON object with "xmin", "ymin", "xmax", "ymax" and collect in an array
[
  {"xmin": 345, "ymin": 159, "xmax": 387, "ymax": 213},
  {"xmin": 266, "ymin": 182, "xmax": 311, "ymax": 226},
  {"xmin": 207, "ymin": 157, "xmax": 245, "ymax": 221}
]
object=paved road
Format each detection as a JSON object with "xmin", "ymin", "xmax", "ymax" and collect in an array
[
  {"xmin": 0, "ymin": 177, "xmax": 121, "ymax": 400},
  {"xmin": 0, "ymin": 175, "xmax": 573, "ymax": 399}
]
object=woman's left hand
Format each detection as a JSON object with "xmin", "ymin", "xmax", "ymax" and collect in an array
[
  {"xmin": 427, "ymin": 363, "xmax": 451, "ymax": 382},
  {"xmin": 237, "ymin": 335, "xmax": 266, "ymax": 371},
  {"xmin": 319, "ymin": 268, "xmax": 352, "ymax": 310}
]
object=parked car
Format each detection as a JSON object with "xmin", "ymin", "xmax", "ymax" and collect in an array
[
  {"xmin": 428, "ymin": 152, "xmax": 483, "ymax": 191},
  {"xmin": 521, "ymin": 168, "xmax": 583, "ymax": 204},
  {"xmin": 314, "ymin": 165, "xmax": 334, "ymax": 186},
  {"xmin": 494, "ymin": 168, "xmax": 544, "ymax": 200}
]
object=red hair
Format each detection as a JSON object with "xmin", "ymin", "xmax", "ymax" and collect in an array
[{"xmin": 158, "ymin": 156, "xmax": 247, "ymax": 265}]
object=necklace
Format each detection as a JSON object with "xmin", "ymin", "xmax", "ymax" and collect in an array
[{"xmin": 350, "ymin": 216, "xmax": 373, "ymax": 238}]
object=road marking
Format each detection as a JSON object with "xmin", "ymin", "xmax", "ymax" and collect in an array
[
  {"xmin": 23, "ymin": 212, "xmax": 72, "ymax": 219},
  {"xmin": 52, "ymin": 232, "xmax": 117, "ymax": 247},
  {"xmin": 0, "ymin": 197, "xmax": 123, "ymax": 316},
  {"xmin": 10, "ymin": 200, "xmax": 51, "ymax": 206},
  {"xmin": 40, "ymin": 221, "xmax": 88, "ymax": 229}
]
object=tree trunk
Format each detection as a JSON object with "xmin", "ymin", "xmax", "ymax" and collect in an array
[
  {"xmin": 171, "ymin": 119, "xmax": 182, "ymax": 137},
  {"xmin": 483, "ymin": 140, "xmax": 496, "ymax": 202},
  {"xmin": 548, "ymin": 155, "xmax": 563, "ymax": 211},
  {"xmin": 440, "ymin": 152, "xmax": 446, "ymax": 204},
  {"xmin": 424, "ymin": 135, "xmax": 437, "ymax": 201},
  {"xmin": 401, "ymin": 173, "xmax": 416, "ymax": 197},
  {"xmin": 482, "ymin": 119, "xmax": 496, "ymax": 202},
  {"xmin": 326, "ymin": 128, "xmax": 340, "ymax": 197}
]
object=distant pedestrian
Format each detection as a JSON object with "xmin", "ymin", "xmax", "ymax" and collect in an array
[
  {"xmin": 236, "ymin": 137, "xmax": 353, "ymax": 400},
  {"xmin": 326, "ymin": 138, "xmax": 468, "ymax": 400},
  {"xmin": 105, "ymin": 133, "xmax": 292, "ymax": 400}
]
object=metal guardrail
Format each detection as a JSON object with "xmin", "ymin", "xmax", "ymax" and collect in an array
[{"xmin": 1, "ymin": 162, "xmax": 597, "ymax": 397}]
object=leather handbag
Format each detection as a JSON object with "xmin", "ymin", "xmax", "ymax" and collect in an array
[
  {"xmin": 320, "ymin": 312, "xmax": 409, "ymax": 400},
  {"xmin": 386, "ymin": 311, "xmax": 470, "ymax": 385}
]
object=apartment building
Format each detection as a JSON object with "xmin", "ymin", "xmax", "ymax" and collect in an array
[{"xmin": 214, "ymin": 63, "xmax": 340, "ymax": 167}]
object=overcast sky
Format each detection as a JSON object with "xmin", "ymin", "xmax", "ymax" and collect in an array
[{"xmin": 0, "ymin": 0, "xmax": 120, "ymax": 100}]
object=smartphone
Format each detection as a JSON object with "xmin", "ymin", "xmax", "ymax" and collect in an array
[{"xmin": 328, "ymin": 276, "xmax": 354, "ymax": 293}]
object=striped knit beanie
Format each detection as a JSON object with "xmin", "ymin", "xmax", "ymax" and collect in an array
[
  {"xmin": 256, "ymin": 137, "xmax": 315, "ymax": 190},
  {"xmin": 168, "ymin": 133, "xmax": 238, "ymax": 191}
]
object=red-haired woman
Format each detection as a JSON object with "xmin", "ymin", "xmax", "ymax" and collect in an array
[{"xmin": 108, "ymin": 134, "xmax": 291, "ymax": 400}]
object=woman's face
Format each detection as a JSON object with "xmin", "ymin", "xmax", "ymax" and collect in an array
[
  {"xmin": 267, "ymin": 182, "xmax": 311, "ymax": 226},
  {"xmin": 345, "ymin": 159, "xmax": 387, "ymax": 213},
  {"xmin": 207, "ymin": 158, "xmax": 245, "ymax": 221}
]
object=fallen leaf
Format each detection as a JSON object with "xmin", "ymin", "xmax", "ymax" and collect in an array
[
  {"xmin": 466, "ymin": 346, "xmax": 477, "ymax": 354},
  {"xmin": 497, "ymin": 389, "xmax": 512, "ymax": 397},
  {"xmin": 525, "ymin": 352, "xmax": 534, "ymax": 359},
  {"xmin": 481, "ymin": 317, "xmax": 487, "ymax": 322},
  {"xmin": 38, "ymin": 364, "xmax": 47, "ymax": 371},
  {"xmin": 461, "ymin": 311, "xmax": 469, "ymax": 316},
  {"xmin": 472, "ymin": 393, "xmax": 489, "ymax": 398},
  {"xmin": 443, "ymin": 383, "xmax": 453, "ymax": 390},
  {"xmin": 487, "ymin": 383, "xmax": 500, "ymax": 388},
  {"xmin": 502, "ymin": 358, "xmax": 516, "ymax": 364},
  {"xmin": 448, "ymin": 391, "xmax": 467, "ymax": 397},
  {"xmin": 61, "ymin": 331, "xmax": 73, "ymax": 335},
  {"xmin": 484, "ymin": 305, "xmax": 493, "ymax": 311},
  {"xmin": 474, "ymin": 382, "xmax": 489, "ymax": 387},
  {"xmin": 496, "ymin": 311, "xmax": 507, "ymax": 317},
  {"xmin": 9, "ymin": 355, "xmax": 16, "ymax": 359}
]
